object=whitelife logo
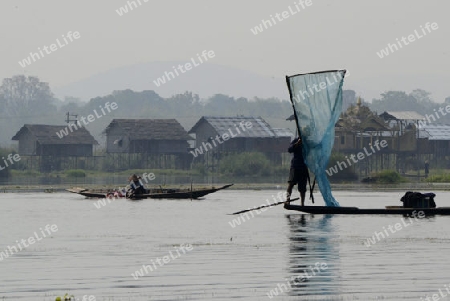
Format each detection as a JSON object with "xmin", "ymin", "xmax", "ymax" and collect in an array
[
  {"xmin": 0, "ymin": 153, "xmax": 21, "ymax": 171},
  {"xmin": 228, "ymin": 192, "xmax": 286, "ymax": 228},
  {"xmin": 0, "ymin": 224, "xmax": 58, "ymax": 261},
  {"xmin": 190, "ymin": 121, "xmax": 253, "ymax": 158},
  {"xmin": 291, "ymin": 71, "xmax": 349, "ymax": 104},
  {"xmin": 417, "ymin": 104, "xmax": 450, "ymax": 128},
  {"xmin": 115, "ymin": 0, "xmax": 149, "ymax": 16},
  {"xmin": 250, "ymin": 0, "xmax": 313, "ymax": 35},
  {"xmin": 55, "ymin": 102, "xmax": 118, "ymax": 139},
  {"xmin": 376, "ymin": 22, "xmax": 438, "ymax": 58},
  {"xmin": 153, "ymin": 50, "xmax": 215, "ymax": 87},
  {"xmin": 131, "ymin": 243, "xmax": 193, "ymax": 280},
  {"xmin": 363, "ymin": 210, "xmax": 425, "ymax": 247},
  {"xmin": 18, "ymin": 31, "xmax": 81, "ymax": 68},
  {"xmin": 420, "ymin": 283, "xmax": 450, "ymax": 301},
  {"xmin": 266, "ymin": 262, "xmax": 328, "ymax": 298},
  {"xmin": 326, "ymin": 140, "xmax": 388, "ymax": 177}
]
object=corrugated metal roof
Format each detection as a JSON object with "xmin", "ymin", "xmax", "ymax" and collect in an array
[
  {"xmin": 105, "ymin": 119, "xmax": 191, "ymax": 141},
  {"xmin": 272, "ymin": 128, "xmax": 294, "ymax": 138},
  {"xmin": 419, "ymin": 124, "xmax": 450, "ymax": 141},
  {"xmin": 190, "ymin": 116, "xmax": 279, "ymax": 138},
  {"xmin": 382, "ymin": 111, "xmax": 425, "ymax": 120}
]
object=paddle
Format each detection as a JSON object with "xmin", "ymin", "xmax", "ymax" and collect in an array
[{"xmin": 229, "ymin": 197, "xmax": 300, "ymax": 215}]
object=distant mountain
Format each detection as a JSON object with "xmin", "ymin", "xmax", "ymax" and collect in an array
[{"xmin": 53, "ymin": 62, "xmax": 288, "ymax": 101}]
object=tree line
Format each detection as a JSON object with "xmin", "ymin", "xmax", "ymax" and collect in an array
[{"xmin": 0, "ymin": 75, "xmax": 449, "ymax": 147}]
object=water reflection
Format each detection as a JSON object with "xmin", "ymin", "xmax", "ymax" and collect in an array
[{"xmin": 285, "ymin": 214, "xmax": 340, "ymax": 298}]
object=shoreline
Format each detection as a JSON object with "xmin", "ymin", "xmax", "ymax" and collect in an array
[{"xmin": 0, "ymin": 182, "xmax": 447, "ymax": 193}]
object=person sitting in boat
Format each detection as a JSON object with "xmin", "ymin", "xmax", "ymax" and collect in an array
[
  {"xmin": 286, "ymin": 137, "xmax": 308, "ymax": 206},
  {"xmin": 115, "ymin": 187, "xmax": 127, "ymax": 198},
  {"xmin": 129, "ymin": 174, "xmax": 146, "ymax": 195}
]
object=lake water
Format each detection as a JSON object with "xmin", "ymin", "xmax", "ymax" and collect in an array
[{"xmin": 1, "ymin": 189, "xmax": 450, "ymax": 300}]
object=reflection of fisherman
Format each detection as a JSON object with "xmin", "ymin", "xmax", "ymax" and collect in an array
[
  {"xmin": 286, "ymin": 137, "xmax": 308, "ymax": 206},
  {"xmin": 129, "ymin": 174, "xmax": 145, "ymax": 195}
]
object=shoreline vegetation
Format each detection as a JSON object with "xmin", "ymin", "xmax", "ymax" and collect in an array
[
  {"xmin": 2, "ymin": 167, "xmax": 445, "ymax": 181},
  {"xmin": 0, "ymin": 168, "xmax": 448, "ymax": 193},
  {"xmin": 0, "ymin": 183, "xmax": 446, "ymax": 193},
  {"xmin": 0, "ymin": 150, "xmax": 448, "ymax": 192}
]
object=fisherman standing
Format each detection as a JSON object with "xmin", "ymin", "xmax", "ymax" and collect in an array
[{"xmin": 286, "ymin": 137, "xmax": 308, "ymax": 206}]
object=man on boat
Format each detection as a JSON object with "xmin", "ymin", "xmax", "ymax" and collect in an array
[
  {"xmin": 286, "ymin": 137, "xmax": 308, "ymax": 206},
  {"xmin": 129, "ymin": 174, "xmax": 146, "ymax": 195}
]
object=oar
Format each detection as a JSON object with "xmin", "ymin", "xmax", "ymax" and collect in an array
[{"xmin": 229, "ymin": 198, "xmax": 300, "ymax": 215}]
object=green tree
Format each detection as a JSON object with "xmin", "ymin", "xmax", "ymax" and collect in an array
[
  {"xmin": 0, "ymin": 75, "xmax": 56, "ymax": 116},
  {"xmin": 410, "ymin": 89, "xmax": 433, "ymax": 104},
  {"xmin": 166, "ymin": 91, "xmax": 201, "ymax": 116},
  {"xmin": 369, "ymin": 90, "xmax": 430, "ymax": 115},
  {"xmin": 204, "ymin": 94, "xmax": 236, "ymax": 114}
]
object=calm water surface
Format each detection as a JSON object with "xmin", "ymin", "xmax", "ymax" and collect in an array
[{"xmin": 1, "ymin": 190, "xmax": 450, "ymax": 300}]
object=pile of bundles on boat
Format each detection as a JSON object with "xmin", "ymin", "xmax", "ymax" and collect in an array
[
  {"xmin": 400, "ymin": 191, "xmax": 436, "ymax": 208},
  {"xmin": 106, "ymin": 188, "xmax": 127, "ymax": 198}
]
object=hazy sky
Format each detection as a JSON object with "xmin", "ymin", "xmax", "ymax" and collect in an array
[{"xmin": 1, "ymin": 0, "xmax": 449, "ymax": 102}]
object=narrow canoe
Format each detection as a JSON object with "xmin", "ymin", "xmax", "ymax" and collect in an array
[
  {"xmin": 133, "ymin": 184, "xmax": 234, "ymax": 199},
  {"xmin": 67, "ymin": 184, "xmax": 233, "ymax": 200}
]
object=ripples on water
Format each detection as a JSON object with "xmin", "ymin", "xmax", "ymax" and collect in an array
[{"xmin": 0, "ymin": 190, "xmax": 450, "ymax": 300}]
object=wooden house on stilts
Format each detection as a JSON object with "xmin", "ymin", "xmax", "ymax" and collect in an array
[
  {"xmin": 12, "ymin": 124, "xmax": 98, "ymax": 172},
  {"xmin": 103, "ymin": 119, "xmax": 192, "ymax": 170}
]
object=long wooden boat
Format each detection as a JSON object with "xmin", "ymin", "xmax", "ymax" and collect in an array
[
  {"xmin": 284, "ymin": 204, "xmax": 450, "ymax": 215},
  {"xmin": 67, "ymin": 184, "xmax": 233, "ymax": 200},
  {"xmin": 133, "ymin": 184, "xmax": 233, "ymax": 199}
]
